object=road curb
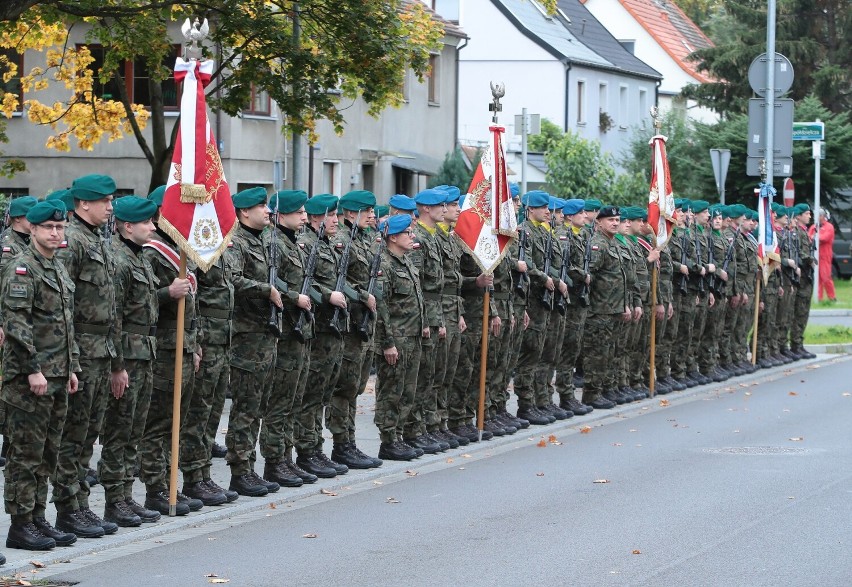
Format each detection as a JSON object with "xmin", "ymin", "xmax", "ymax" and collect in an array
[
  {"xmin": 810, "ymin": 309, "xmax": 852, "ymax": 317},
  {"xmin": 806, "ymin": 343, "xmax": 852, "ymax": 354}
]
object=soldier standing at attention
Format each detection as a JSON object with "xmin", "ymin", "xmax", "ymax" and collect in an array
[
  {"xmin": 52, "ymin": 174, "xmax": 118, "ymax": 538},
  {"xmin": 375, "ymin": 215, "xmax": 426, "ymax": 461},
  {"xmin": 98, "ymin": 196, "xmax": 162, "ymax": 527},
  {"xmin": 3, "ymin": 200, "xmax": 80, "ymax": 553},
  {"xmin": 225, "ymin": 188, "xmax": 283, "ymax": 497},
  {"xmin": 789, "ymin": 204, "xmax": 816, "ymax": 359}
]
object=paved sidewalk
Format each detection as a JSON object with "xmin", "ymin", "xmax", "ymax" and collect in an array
[{"xmin": 0, "ymin": 354, "xmax": 840, "ymax": 577}]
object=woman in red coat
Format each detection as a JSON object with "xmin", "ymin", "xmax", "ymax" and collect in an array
[{"xmin": 808, "ymin": 209, "xmax": 836, "ymax": 302}]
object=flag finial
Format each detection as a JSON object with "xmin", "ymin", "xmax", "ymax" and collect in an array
[
  {"xmin": 182, "ymin": 17, "xmax": 209, "ymax": 61},
  {"xmin": 489, "ymin": 82, "xmax": 505, "ymax": 124},
  {"xmin": 650, "ymin": 106, "xmax": 662, "ymax": 132}
]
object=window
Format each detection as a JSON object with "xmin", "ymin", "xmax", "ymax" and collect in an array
[
  {"xmin": 0, "ymin": 188, "xmax": 29, "ymax": 199},
  {"xmin": 598, "ymin": 82, "xmax": 608, "ymax": 116},
  {"xmin": 322, "ymin": 161, "xmax": 341, "ymax": 195},
  {"xmin": 0, "ymin": 49, "xmax": 23, "ymax": 112},
  {"xmin": 427, "ymin": 54, "xmax": 440, "ymax": 105},
  {"xmin": 619, "ymin": 85, "xmax": 628, "ymax": 128},
  {"xmin": 576, "ymin": 80, "xmax": 586, "ymax": 124},
  {"xmin": 362, "ymin": 164, "xmax": 375, "ymax": 192},
  {"xmin": 79, "ymin": 44, "xmax": 180, "ymax": 109},
  {"xmin": 244, "ymin": 84, "xmax": 271, "ymax": 116},
  {"xmin": 393, "ymin": 166, "xmax": 414, "ymax": 196},
  {"xmin": 638, "ymin": 88, "xmax": 648, "ymax": 128}
]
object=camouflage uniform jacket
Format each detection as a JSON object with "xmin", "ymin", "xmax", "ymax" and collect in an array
[
  {"xmin": 508, "ymin": 228, "xmax": 530, "ymax": 307},
  {"xmin": 196, "ymin": 252, "xmax": 233, "ymax": 347},
  {"xmin": 627, "ymin": 235, "xmax": 651, "ymax": 304},
  {"xmin": 657, "ymin": 242, "xmax": 674, "ymax": 306},
  {"xmin": 489, "ymin": 254, "xmax": 514, "ymax": 321},
  {"xmin": 614, "ymin": 234, "xmax": 641, "ymax": 309},
  {"xmin": 796, "ymin": 224, "xmax": 814, "ymax": 283},
  {"xmin": 669, "ymin": 227, "xmax": 696, "ymax": 296},
  {"xmin": 226, "ymin": 223, "xmax": 274, "ymax": 335},
  {"xmin": 56, "ymin": 215, "xmax": 117, "ymax": 360},
  {"xmin": 0, "ymin": 230, "xmax": 31, "ymax": 325},
  {"xmin": 524, "ymin": 220, "xmax": 560, "ymax": 307},
  {"xmin": 333, "ymin": 222, "xmax": 374, "ymax": 336},
  {"xmin": 567, "ymin": 226, "xmax": 590, "ymax": 305},
  {"xmin": 411, "ymin": 222, "xmax": 445, "ymax": 328},
  {"xmin": 722, "ymin": 227, "xmax": 740, "ymax": 295},
  {"xmin": 588, "ymin": 231, "xmax": 628, "ymax": 315},
  {"xmin": 298, "ymin": 225, "xmax": 340, "ymax": 336},
  {"xmin": 777, "ymin": 227, "xmax": 797, "ymax": 288},
  {"xmin": 112, "ymin": 237, "xmax": 158, "ymax": 369},
  {"xmin": 737, "ymin": 232, "xmax": 758, "ymax": 296},
  {"xmin": 1, "ymin": 246, "xmax": 80, "ymax": 381},
  {"xmin": 376, "ymin": 248, "xmax": 424, "ymax": 350},
  {"xmin": 270, "ymin": 224, "xmax": 313, "ymax": 339},
  {"xmin": 709, "ymin": 229, "xmax": 732, "ymax": 297},
  {"xmin": 692, "ymin": 225, "xmax": 711, "ymax": 295},
  {"xmin": 435, "ymin": 223, "xmax": 464, "ymax": 327}
]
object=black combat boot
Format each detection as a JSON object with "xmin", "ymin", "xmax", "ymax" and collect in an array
[
  {"xmin": 80, "ymin": 507, "xmax": 118, "ymax": 535},
  {"xmin": 144, "ymin": 490, "xmax": 191, "ymax": 515},
  {"xmin": 183, "ymin": 480, "xmax": 229, "ymax": 505},
  {"xmin": 6, "ymin": 520, "xmax": 55, "ymax": 551},
  {"xmin": 54, "ymin": 510, "xmax": 105, "ymax": 538},
  {"xmin": 378, "ymin": 441, "xmax": 418, "ymax": 461},
  {"xmin": 203, "ymin": 479, "xmax": 239, "ymax": 503},
  {"xmin": 228, "ymin": 474, "xmax": 268, "ymax": 498},
  {"xmin": 103, "ymin": 500, "xmax": 142, "ymax": 527},
  {"xmin": 295, "ymin": 453, "xmax": 337, "ymax": 479},
  {"xmin": 211, "ymin": 442, "xmax": 227, "ymax": 458},
  {"xmin": 247, "ymin": 472, "xmax": 279, "ymax": 494},
  {"xmin": 517, "ymin": 407, "xmax": 550, "ymax": 426},
  {"xmin": 286, "ymin": 457, "xmax": 318, "ymax": 484},
  {"xmin": 33, "ymin": 517, "xmax": 77, "ymax": 546},
  {"xmin": 176, "ymin": 492, "xmax": 204, "ymax": 512},
  {"xmin": 331, "ymin": 444, "xmax": 374, "ymax": 469},
  {"xmin": 263, "ymin": 462, "xmax": 303, "ymax": 488},
  {"xmin": 125, "ymin": 497, "xmax": 162, "ymax": 522}
]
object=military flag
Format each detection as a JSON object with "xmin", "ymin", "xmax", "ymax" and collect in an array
[
  {"xmin": 647, "ymin": 133, "xmax": 676, "ymax": 250},
  {"xmin": 756, "ymin": 183, "xmax": 781, "ymax": 284}
]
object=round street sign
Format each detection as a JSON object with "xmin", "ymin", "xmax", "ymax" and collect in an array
[
  {"xmin": 748, "ymin": 53, "xmax": 794, "ymax": 98},
  {"xmin": 783, "ymin": 177, "xmax": 794, "ymax": 207}
]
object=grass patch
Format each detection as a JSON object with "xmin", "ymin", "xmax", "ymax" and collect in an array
[
  {"xmin": 804, "ymin": 324, "xmax": 852, "ymax": 345},
  {"xmin": 814, "ymin": 277, "xmax": 852, "ymax": 309}
]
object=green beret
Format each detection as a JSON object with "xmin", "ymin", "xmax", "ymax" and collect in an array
[
  {"xmin": 46, "ymin": 189, "xmax": 75, "ymax": 212},
  {"xmin": 70, "ymin": 174, "xmax": 116, "ymax": 201},
  {"xmin": 148, "ymin": 185, "xmax": 166, "ymax": 208},
  {"xmin": 232, "ymin": 187, "xmax": 268, "ymax": 210},
  {"xmin": 305, "ymin": 193, "xmax": 338, "ymax": 216},
  {"xmin": 793, "ymin": 203, "xmax": 810, "ymax": 215},
  {"xmin": 27, "ymin": 200, "xmax": 66, "ymax": 224},
  {"xmin": 9, "ymin": 196, "xmax": 38, "ymax": 218},
  {"xmin": 583, "ymin": 198, "xmax": 602, "ymax": 212},
  {"xmin": 730, "ymin": 204, "xmax": 748, "ymax": 218},
  {"xmin": 770, "ymin": 202, "xmax": 782, "ymax": 213},
  {"xmin": 113, "ymin": 195, "xmax": 158, "ymax": 223},
  {"xmin": 268, "ymin": 189, "xmax": 307, "ymax": 214},
  {"xmin": 339, "ymin": 190, "xmax": 376, "ymax": 212},
  {"xmin": 690, "ymin": 200, "xmax": 709, "ymax": 213},
  {"xmin": 709, "ymin": 205, "xmax": 723, "ymax": 218},
  {"xmin": 375, "ymin": 205, "xmax": 390, "ymax": 218}
]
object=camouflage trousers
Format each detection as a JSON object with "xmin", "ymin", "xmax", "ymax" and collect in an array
[
  {"xmin": 3, "ymin": 377, "xmax": 68, "ymax": 521},
  {"xmin": 138, "ymin": 349, "xmax": 194, "ymax": 492},
  {"xmin": 405, "ymin": 331, "xmax": 438, "ymax": 438},
  {"xmin": 629, "ymin": 304, "xmax": 651, "ymax": 387},
  {"xmin": 293, "ymin": 332, "xmax": 342, "ymax": 455},
  {"xmin": 613, "ymin": 317, "xmax": 631, "ymax": 389},
  {"xmin": 329, "ymin": 334, "xmax": 370, "ymax": 446},
  {"xmin": 52, "ymin": 356, "xmax": 111, "ymax": 512},
  {"xmin": 671, "ymin": 292, "xmax": 697, "ymax": 379},
  {"xmin": 513, "ymin": 307, "xmax": 551, "ymax": 411},
  {"xmin": 182, "ymin": 344, "xmax": 228, "ymax": 483},
  {"xmin": 556, "ymin": 304, "xmax": 587, "ymax": 402},
  {"xmin": 267, "ymin": 336, "xmax": 309, "ymax": 459},
  {"xmin": 486, "ymin": 317, "xmax": 514, "ymax": 418},
  {"xmin": 199, "ymin": 344, "xmax": 230, "ymax": 481},
  {"xmin": 719, "ymin": 297, "xmax": 739, "ymax": 367},
  {"xmin": 448, "ymin": 310, "xmax": 483, "ymax": 428},
  {"xmin": 699, "ymin": 297, "xmax": 727, "ymax": 374},
  {"xmin": 540, "ymin": 311, "xmax": 567, "ymax": 407},
  {"xmin": 653, "ymin": 302, "xmax": 670, "ymax": 380},
  {"xmin": 733, "ymin": 294, "xmax": 755, "ymax": 364},
  {"xmin": 581, "ymin": 313, "xmax": 617, "ymax": 402},
  {"xmin": 775, "ymin": 285, "xmax": 796, "ymax": 352},
  {"xmin": 375, "ymin": 336, "xmax": 421, "ymax": 444},
  {"xmin": 790, "ymin": 281, "xmax": 813, "ymax": 350},
  {"xmin": 98, "ymin": 359, "xmax": 152, "ymax": 503},
  {"xmin": 688, "ymin": 295, "xmax": 709, "ymax": 374},
  {"xmin": 434, "ymin": 318, "xmax": 462, "ymax": 428},
  {"xmin": 757, "ymin": 290, "xmax": 780, "ymax": 359},
  {"xmin": 226, "ymin": 333, "xmax": 276, "ymax": 475},
  {"xmin": 503, "ymin": 302, "xmax": 528, "ymax": 409}
]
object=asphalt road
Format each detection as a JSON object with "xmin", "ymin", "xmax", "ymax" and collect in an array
[{"xmin": 40, "ymin": 355, "xmax": 852, "ymax": 587}]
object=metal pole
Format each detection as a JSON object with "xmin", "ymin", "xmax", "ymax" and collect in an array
[
  {"xmin": 764, "ymin": 0, "xmax": 776, "ymax": 193},
  {"xmin": 812, "ymin": 138, "xmax": 821, "ymax": 304},
  {"xmin": 291, "ymin": 3, "xmax": 303, "ymax": 190},
  {"xmin": 521, "ymin": 107, "xmax": 528, "ymax": 195}
]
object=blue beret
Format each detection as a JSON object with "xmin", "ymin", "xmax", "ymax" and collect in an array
[
  {"xmin": 379, "ymin": 213, "xmax": 413, "ymax": 236},
  {"xmin": 523, "ymin": 190, "xmax": 550, "ymax": 208},
  {"xmin": 9, "ymin": 196, "xmax": 38, "ymax": 218},
  {"xmin": 389, "ymin": 194, "xmax": 416, "ymax": 212},
  {"xmin": 597, "ymin": 205, "xmax": 620, "ymax": 218},
  {"xmin": 548, "ymin": 197, "xmax": 566, "ymax": 211},
  {"xmin": 339, "ymin": 190, "xmax": 376, "ymax": 211},
  {"xmin": 113, "ymin": 196, "xmax": 158, "ymax": 223},
  {"xmin": 443, "ymin": 186, "xmax": 461, "ymax": 203},
  {"xmin": 415, "ymin": 188, "xmax": 447, "ymax": 206},
  {"xmin": 562, "ymin": 199, "xmax": 585, "ymax": 216},
  {"xmin": 70, "ymin": 174, "xmax": 116, "ymax": 201},
  {"xmin": 509, "ymin": 183, "xmax": 520, "ymax": 197},
  {"xmin": 147, "ymin": 185, "xmax": 166, "ymax": 208},
  {"xmin": 233, "ymin": 187, "xmax": 268, "ymax": 210},
  {"xmin": 584, "ymin": 198, "xmax": 602, "ymax": 211},
  {"xmin": 269, "ymin": 189, "xmax": 308, "ymax": 214},
  {"xmin": 304, "ymin": 193, "xmax": 338, "ymax": 215},
  {"xmin": 458, "ymin": 195, "xmax": 466, "ymax": 208},
  {"xmin": 27, "ymin": 200, "xmax": 66, "ymax": 224}
]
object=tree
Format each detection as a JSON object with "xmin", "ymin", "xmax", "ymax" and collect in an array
[
  {"xmin": 428, "ymin": 147, "xmax": 476, "ymax": 192},
  {"xmin": 0, "ymin": 1, "xmax": 444, "ymax": 190},
  {"xmin": 526, "ymin": 118, "xmax": 563, "ymax": 153},
  {"xmin": 544, "ymin": 130, "xmax": 615, "ymax": 199}
]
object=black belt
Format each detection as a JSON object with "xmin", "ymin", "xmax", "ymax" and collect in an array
[
  {"xmin": 74, "ymin": 323, "xmax": 111, "ymax": 335},
  {"xmin": 123, "ymin": 323, "xmax": 157, "ymax": 336},
  {"xmin": 491, "ymin": 292, "xmax": 512, "ymax": 300},
  {"xmin": 200, "ymin": 308, "xmax": 232, "ymax": 319},
  {"xmin": 422, "ymin": 292, "xmax": 443, "ymax": 301},
  {"xmin": 159, "ymin": 318, "xmax": 197, "ymax": 331}
]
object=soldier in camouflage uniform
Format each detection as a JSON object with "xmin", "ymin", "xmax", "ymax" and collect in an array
[
  {"xmin": 667, "ymin": 203, "xmax": 700, "ymax": 387},
  {"xmin": 224, "ymin": 187, "xmax": 283, "ymax": 498},
  {"xmin": 756, "ymin": 205, "xmax": 783, "ymax": 368},
  {"xmin": 2, "ymin": 200, "xmax": 80, "ymax": 552},
  {"xmin": 98, "ymin": 196, "xmax": 162, "ymax": 527},
  {"xmin": 375, "ymin": 214, "xmax": 425, "ymax": 461},
  {"xmin": 685, "ymin": 201, "xmax": 713, "ymax": 385},
  {"xmin": 610, "ymin": 213, "xmax": 642, "ymax": 404},
  {"xmin": 718, "ymin": 205, "xmax": 746, "ymax": 376},
  {"xmin": 701, "ymin": 206, "xmax": 734, "ymax": 382},
  {"xmin": 52, "ymin": 174, "xmax": 119, "ymax": 538},
  {"xmin": 775, "ymin": 208, "xmax": 798, "ymax": 361},
  {"xmin": 733, "ymin": 212, "xmax": 759, "ymax": 370},
  {"xmin": 789, "ymin": 204, "xmax": 816, "ymax": 359},
  {"xmin": 625, "ymin": 207, "xmax": 658, "ymax": 396}
]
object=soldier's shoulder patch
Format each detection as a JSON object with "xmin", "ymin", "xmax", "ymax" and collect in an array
[
  {"xmin": 9, "ymin": 281, "xmax": 28, "ymax": 298},
  {"xmin": 591, "ymin": 246, "xmax": 599, "ymax": 251},
  {"xmin": 15, "ymin": 266, "xmax": 27, "ymax": 275},
  {"xmin": 2, "ymin": 246, "xmax": 10, "ymax": 253},
  {"xmin": 559, "ymin": 235, "xmax": 568, "ymax": 241},
  {"xmin": 336, "ymin": 242, "xmax": 344, "ymax": 249},
  {"xmin": 298, "ymin": 242, "xmax": 305, "ymax": 249},
  {"xmin": 227, "ymin": 241, "xmax": 234, "ymax": 248},
  {"xmin": 377, "ymin": 270, "xmax": 383, "ymax": 277},
  {"xmin": 412, "ymin": 242, "xmax": 421, "ymax": 249}
]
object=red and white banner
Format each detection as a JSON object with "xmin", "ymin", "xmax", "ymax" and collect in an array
[
  {"xmin": 756, "ymin": 183, "xmax": 780, "ymax": 283},
  {"xmin": 454, "ymin": 125, "xmax": 517, "ymax": 273},
  {"xmin": 160, "ymin": 58, "xmax": 236, "ymax": 271},
  {"xmin": 647, "ymin": 134, "xmax": 677, "ymax": 250}
]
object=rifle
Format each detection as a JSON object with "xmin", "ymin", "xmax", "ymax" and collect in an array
[
  {"xmin": 677, "ymin": 222, "xmax": 689, "ymax": 295},
  {"xmin": 694, "ymin": 226, "xmax": 705, "ymax": 294},
  {"xmin": 707, "ymin": 229, "xmax": 717, "ymax": 294},
  {"xmin": 358, "ymin": 222, "xmax": 390, "ymax": 341},
  {"xmin": 715, "ymin": 234, "xmax": 736, "ymax": 296},
  {"xmin": 293, "ymin": 211, "xmax": 328, "ymax": 343},
  {"xmin": 515, "ymin": 207, "xmax": 529, "ymax": 295},
  {"xmin": 556, "ymin": 238, "xmax": 571, "ymax": 315},
  {"xmin": 267, "ymin": 199, "xmax": 284, "ymax": 337},
  {"xmin": 0, "ymin": 197, "xmax": 11, "ymax": 264},
  {"xmin": 102, "ymin": 213, "xmax": 115, "ymax": 243},
  {"xmin": 330, "ymin": 211, "xmax": 360, "ymax": 336},
  {"xmin": 792, "ymin": 224, "xmax": 802, "ymax": 285},
  {"xmin": 541, "ymin": 215, "xmax": 555, "ymax": 311},
  {"xmin": 578, "ymin": 233, "xmax": 591, "ymax": 307}
]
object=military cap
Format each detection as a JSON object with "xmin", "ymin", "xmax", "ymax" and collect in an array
[
  {"xmin": 793, "ymin": 203, "xmax": 810, "ymax": 215},
  {"xmin": 379, "ymin": 213, "xmax": 413, "ymax": 236},
  {"xmin": 523, "ymin": 190, "xmax": 550, "ymax": 208},
  {"xmin": 638, "ymin": 208, "xmax": 648, "ymax": 221},
  {"xmin": 375, "ymin": 205, "xmax": 390, "ymax": 218},
  {"xmin": 27, "ymin": 200, "xmax": 66, "ymax": 224},
  {"xmin": 459, "ymin": 195, "xmax": 466, "ymax": 208},
  {"xmin": 232, "ymin": 187, "xmax": 269, "ymax": 210},
  {"xmin": 563, "ymin": 199, "xmax": 585, "ymax": 216},
  {"xmin": 304, "ymin": 193, "xmax": 338, "ymax": 216},
  {"xmin": 770, "ymin": 202, "xmax": 782, "ymax": 213},
  {"xmin": 623, "ymin": 207, "xmax": 643, "ymax": 220},
  {"xmin": 415, "ymin": 188, "xmax": 446, "ymax": 206},
  {"xmin": 9, "ymin": 196, "xmax": 38, "ymax": 218},
  {"xmin": 709, "ymin": 206, "xmax": 723, "ymax": 218},
  {"xmin": 729, "ymin": 204, "xmax": 748, "ymax": 218},
  {"xmin": 689, "ymin": 200, "xmax": 710, "ymax": 213},
  {"xmin": 509, "ymin": 183, "xmax": 520, "ymax": 197},
  {"xmin": 677, "ymin": 198, "xmax": 692, "ymax": 211},
  {"xmin": 46, "ymin": 189, "xmax": 75, "ymax": 213},
  {"xmin": 70, "ymin": 174, "xmax": 116, "ymax": 201},
  {"xmin": 339, "ymin": 190, "xmax": 376, "ymax": 211},
  {"xmin": 389, "ymin": 194, "xmax": 416, "ymax": 212},
  {"xmin": 584, "ymin": 198, "xmax": 602, "ymax": 211},
  {"xmin": 113, "ymin": 195, "xmax": 158, "ymax": 223},
  {"xmin": 147, "ymin": 185, "xmax": 166, "ymax": 208},
  {"xmin": 597, "ymin": 205, "xmax": 620, "ymax": 218},
  {"xmin": 443, "ymin": 186, "xmax": 461, "ymax": 203},
  {"xmin": 269, "ymin": 189, "xmax": 307, "ymax": 214},
  {"xmin": 547, "ymin": 196, "xmax": 565, "ymax": 211}
]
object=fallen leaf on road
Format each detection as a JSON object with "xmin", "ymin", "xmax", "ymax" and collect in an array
[
  {"xmin": 843, "ymin": 393, "xmax": 851, "ymax": 397},
  {"xmin": 303, "ymin": 533, "xmax": 318, "ymax": 538},
  {"xmin": 548, "ymin": 434, "xmax": 558, "ymax": 443},
  {"xmin": 629, "ymin": 429, "xmax": 638, "ymax": 432},
  {"xmin": 783, "ymin": 409, "xmax": 790, "ymax": 412},
  {"xmin": 612, "ymin": 443, "xmax": 622, "ymax": 446},
  {"xmin": 632, "ymin": 550, "xmax": 642, "ymax": 555},
  {"xmin": 462, "ymin": 454, "xmax": 472, "ymax": 458},
  {"xmin": 788, "ymin": 391, "xmax": 798, "ymax": 396},
  {"xmin": 405, "ymin": 470, "xmax": 418, "ymax": 477},
  {"xmin": 268, "ymin": 503, "xmax": 276, "ymax": 509},
  {"xmin": 580, "ymin": 426, "xmax": 592, "ymax": 434},
  {"xmin": 209, "ymin": 579, "xmax": 230, "ymax": 584},
  {"xmin": 659, "ymin": 399, "xmax": 670, "ymax": 407},
  {"xmin": 536, "ymin": 472, "xmax": 545, "ymax": 477},
  {"xmin": 372, "ymin": 480, "xmax": 383, "ymax": 485},
  {"xmin": 208, "ymin": 537, "xmax": 217, "ymax": 541},
  {"xmin": 446, "ymin": 458, "xmax": 454, "ymax": 463},
  {"xmin": 219, "ymin": 428, "xmax": 228, "ymax": 434},
  {"xmin": 386, "ymin": 497, "xmax": 400, "ymax": 504},
  {"xmin": 733, "ymin": 430, "xmax": 740, "ymax": 433},
  {"xmin": 458, "ymin": 467, "xmax": 466, "ymax": 470},
  {"xmin": 806, "ymin": 365, "xmax": 820, "ymax": 370},
  {"xmin": 205, "ymin": 574, "xmax": 218, "ymax": 578},
  {"xmin": 320, "ymin": 488, "xmax": 337, "ymax": 496},
  {"xmin": 744, "ymin": 392, "xmax": 752, "ymax": 396},
  {"xmin": 789, "ymin": 437, "xmax": 804, "ymax": 441},
  {"xmin": 537, "ymin": 439, "xmax": 547, "ymax": 447},
  {"xmin": 788, "ymin": 496, "xmax": 795, "ymax": 500},
  {"xmin": 739, "ymin": 383, "xmax": 749, "ymax": 388},
  {"xmin": 29, "ymin": 561, "xmax": 45, "ymax": 569},
  {"xmin": 593, "ymin": 479, "xmax": 610, "ymax": 484}
]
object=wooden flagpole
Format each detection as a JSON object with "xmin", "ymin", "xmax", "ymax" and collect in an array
[
  {"xmin": 751, "ymin": 272, "xmax": 761, "ymax": 366},
  {"xmin": 477, "ymin": 290, "xmax": 490, "ymax": 441},
  {"xmin": 649, "ymin": 266, "xmax": 658, "ymax": 397},
  {"xmin": 168, "ymin": 251, "xmax": 187, "ymax": 516}
]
